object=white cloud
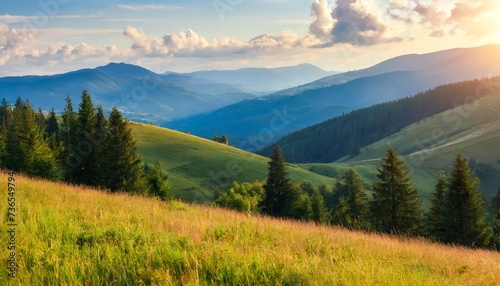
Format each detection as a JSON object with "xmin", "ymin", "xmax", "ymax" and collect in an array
[
  {"xmin": 387, "ymin": 0, "xmax": 500, "ymax": 37},
  {"xmin": 0, "ymin": 23, "xmax": 34, "ymax": 65},
  {"xmin": 309, "ymin": 0, "xmax": 334, "ymax": 41}
]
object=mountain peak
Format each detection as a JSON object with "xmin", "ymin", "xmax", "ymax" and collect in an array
[{"xmin": 94, "ymin": 62, "xmax": 154, "ymax": 77}]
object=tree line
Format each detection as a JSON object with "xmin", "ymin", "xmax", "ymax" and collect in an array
[
  {"xmin": 0, "ymin": 90, "xmax": 171, "ymax": 200},
  {"xmin": 217, "ymin": 146, "xmax": 500, "ymax": 251},
  {"xmin": 259, "ymin": 77, "xmax": 500, "ymax": 163}
]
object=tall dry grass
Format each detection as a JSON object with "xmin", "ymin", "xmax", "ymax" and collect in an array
[{"xmin": 1, "ymin": 172, "xmax": 499, "ymax": 285}]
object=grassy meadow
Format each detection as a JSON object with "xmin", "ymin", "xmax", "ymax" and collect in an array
[
  {"xmin": 1, "ymin": 172, "xmax": 500, "ymax": 285},
  {"xmin": 130, "ymin": 123, "xmax": 334, "ymax": 202}
]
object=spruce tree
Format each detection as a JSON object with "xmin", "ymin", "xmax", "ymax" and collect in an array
[
  {"xmin": 426, "ymin": 172, "xmax": 447, "ymax": 241},
  {"xmin": 371, "ymin": 148, "xmax": 422, "ymax": 235},
  {"xmin": 0, "ymin": 99, "xmax": 10, "ymax": 165},
  {"xmin": 5, "ymin": 99, "xmax": 59, "ymax": 178},
  {"xmin": 36, "ymin": 107, "xmax": 46, "ymax": 131},
  {"xmin": 144, "ymin": 161, "xmax": 172, "ymax": 200},
  {"xmin": 0, "ymin": 98, "xmax": 11, "ymax": 127},
  {"xmin": 46, "ymin": 107, "xmax": 59, "ymax": 137},
  {"xmin": 491, "ymin": 189, "xmax": 500, "ymax": 250},
  {"xmin": 260, "ymin": 146, "xmax": 299, "ymax": 217},
  {"xmin": 101, "ymin": 107, "xmax": 144, "ymax": 193},
  {"xmin": 331, "ymin": 169, "xmax": 371, "ymax": 230},
  {"xmin": 311, "ymin": 188, "xmax": 329, "ymax": 224},
  {"xmin": 60, "ymin": 96, "xmax": 79, "ymax": 180},
  {"xmin": 73, "ymin": 90, "xmax": 98, "ymax": 186},
  {"xmin": 443, "ymin": 154, "xmax": 491, "ymax": 248},
  {"xmin": 93, "ymin": 105, "xmax": 108, "ymax": 186}
]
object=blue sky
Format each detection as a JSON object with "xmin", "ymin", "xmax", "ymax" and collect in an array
[{"xmin": 1, "ymin": 0, "xmax": 499, "ymax": 76}]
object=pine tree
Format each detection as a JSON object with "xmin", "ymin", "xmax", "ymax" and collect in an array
[
  {"xmin": 101, "ymin": 107, "xmax": 144, "ymax": 193},
  {"xmin": 331, "ymin": 169, "xmax": 371, "ymax": 230},
  {"xmin": 46, "ymin": 107, "xmax": 59, "ymax": 137},
  {"xmin": 36, "ymin": 107, "xmax": 46, "ymax": 131},
  {"xmin": 371, "ymin": 148, "xmax": 422, "ymax": 235},
  {"xmin": 73, "ymin": 90, "xmax": 98, "ymax": 186},
  {"xmin": 60, "ymin": 96, "xmax": 79, "ymax": 180},
  {"xmin": 93, "ymin": 105, "xmax": 109, "ymax": 186},
  {"xmin": 0, "ymin": 98, "xmax": 11, "ymax": 127},
  {"xmin": 5, "ymin": 99, "xmax": 59, "ymax": 178},
  {"xmin": 426, "ymin": 172, "xmax": 447, "ymax": 241},
  {"xmin": 260, "ymin": 146, "xmax": 299, "ymax": 217},
  {"xmin": 491, "ymin": 189, "xmax": 500, "ymax": 250},
  {"xmin": 0, "ymin": 99, "xmax": 10, "ymax": 165},
  {"xmin": 311, "ymin": 189, "xmax": 329, "ymax": 224},
  {"xmin": 443, "ymin": 154, "xmax": 491, "ymax": 248},
  {"xmin": 144, "ymin": 161, "xmax": 172, "ymax": 200}
]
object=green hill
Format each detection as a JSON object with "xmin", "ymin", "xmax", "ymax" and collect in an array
[
  {"xmin": 301, "ymin": 84, "xmax": 500, "ymax": 202},
  {"xmin": 2, "ymin": 173, "xmax": 499, "ymax": 285},
  {"xmin": 130, "ymin": 123, "xmax": 334, "ymax": 202}
]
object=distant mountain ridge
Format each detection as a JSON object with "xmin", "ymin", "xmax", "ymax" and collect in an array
[
  {"xmin": 0, "ymin": 62, "xmax": 334, "ymax": 123},
  {"xmin": 169, "ymin": 63, "xmax": 336, "ymax": 95},
  {"xmin": 165, "ymin": 44, "xmax": 500, "ymax": 149},
  {"xmin": 0, "ymin": 62, "xmax": 257, "ymax": 123},
  {"xmin": 275, "ymin": 44, "xmax": 500, "ymax": 96}
]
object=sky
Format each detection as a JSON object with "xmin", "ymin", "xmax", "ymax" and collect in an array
[{"xmin": 1, "ymin": 0, "xmax": 499, "ymax": 76}]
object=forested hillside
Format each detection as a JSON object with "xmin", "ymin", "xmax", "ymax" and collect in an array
[{"xmin": 259, "ymin": 77, "xmax": 500, "ymax": 163}]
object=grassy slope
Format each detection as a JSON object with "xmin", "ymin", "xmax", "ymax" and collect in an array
[
  {"xmin": 130, "ymin": 123, "xmax": 334, "ymax": 202},
  {"xmin": 301, "ymin": 89, "xmax": 500, "ymax": 202},
  {"xmin": 1, "ymin": 173, "xmax": 499, "ymax": 285}
]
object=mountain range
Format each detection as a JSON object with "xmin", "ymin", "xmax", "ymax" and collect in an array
[
  {"xmin": 165, "ymin": 44, "xmax": 500, "ymax": 149},
  {"xmin": 0, "ymin": 63, "xmax": 331, "ymax": 123},
  {"xmin": 175, "ymin": 63, "xmax": 336, "ymax": 95}
]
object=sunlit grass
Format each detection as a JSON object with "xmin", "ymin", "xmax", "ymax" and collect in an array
[{"xmin": 1, "ymin": 172, "xmax": 499, "ymax": 285}]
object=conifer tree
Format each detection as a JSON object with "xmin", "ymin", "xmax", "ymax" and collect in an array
[
  {"xmin": 73, "ymin": 90, "xmax": 98, "ymax": 186},
  {"xmin": 60, "ymin": 96, "xmax": 79, "ymax": 180},
  {"xmin": 491, "ymin": 189, "xmax": 500, "ymax": 250},
  {"xmin": 0, "ymin": 98, "xmax": 11, "ymax": 127},
  {"xmin": 311, "ymin": 188, "xmax": 329, "ymax": 224},
  {"xmin": 443, "ymin": 154, "xmax": 491, "ymax": 248},
  {"xmin": 101, "ymin": 107, "xmax": 144, "ymax": 193},
  {"xmin": 0, "ymin": 99, "xmax": 10, "ymax": 164},
  {"xmin": 93, "ymin": 105, "xmax": 108, "ymax": 186},
  {"xmin": 331, "ymin": 169, "xmax": 371, "ymax": 230},
  {"xmin": 46, "ymin": 107, "xmax": 59, "ymax": 137},
  {"xmin": 144, "ymin": 161, "xmax": 172, "ymax": 200},
  {"xmin": 426, "ymin": 172, "xmax": 447, "ymax": 241},
  {"xmin": 36, "ymin": 107, "xmax": 46, "ymax": 131},
  {"xmin": 260, "ymin": 146, "xmax": 299, "ymax": 217},
  {"xmin": 371, "ymin": 148, "xmax": 422, "ymax": 235},
  {"xmin": 5, "ymin": 99, "xmax": 59, "ymax": 178}
]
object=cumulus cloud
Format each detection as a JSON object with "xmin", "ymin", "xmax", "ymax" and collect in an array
[
  {"xmin": 387, "ymin": 0, "xmax": 500, "ymax": 37},
  {"xmin": 0, "ymin": 23, "xmax": 34, "ymax": 65},
  {"xmin": 328, "ymin": 0, "xmax": 402, "ymax": 46},
  {"xmin": 309, "ymin": 0, "xmax": 334, "ymax": 41},
  {"xmin": 449, "ymin": 0, "xmax": 500, "ymax": 36},
  {"xmin": 123, "ymin": 26, "xmax": 323, "ymax": 58},
  {"xmin": 163, "ymin": 30, "xmax": 210, "ymax": 53},
  {"xmin": 123, "ymin": 26, "xmax": 168, "ymax": 56}
]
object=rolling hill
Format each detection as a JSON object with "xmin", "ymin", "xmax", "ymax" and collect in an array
[
  {"xmin": 130, "ymin": 123, "xmax": 334, "ymax": 202},
  {"xmin": 259, "ymin": 77, "xmax": 499, "ymax": 163},
  {"xmin": 165, "ymin": 44, "xmax": 500, "ymax": 149},
  {"xmin": 1, "ymin": 172, "xmax": 499, "ymax": 285},
  {"xmin": 300, "ymin": 81, "xmax": 500, "ymax": 202}
]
